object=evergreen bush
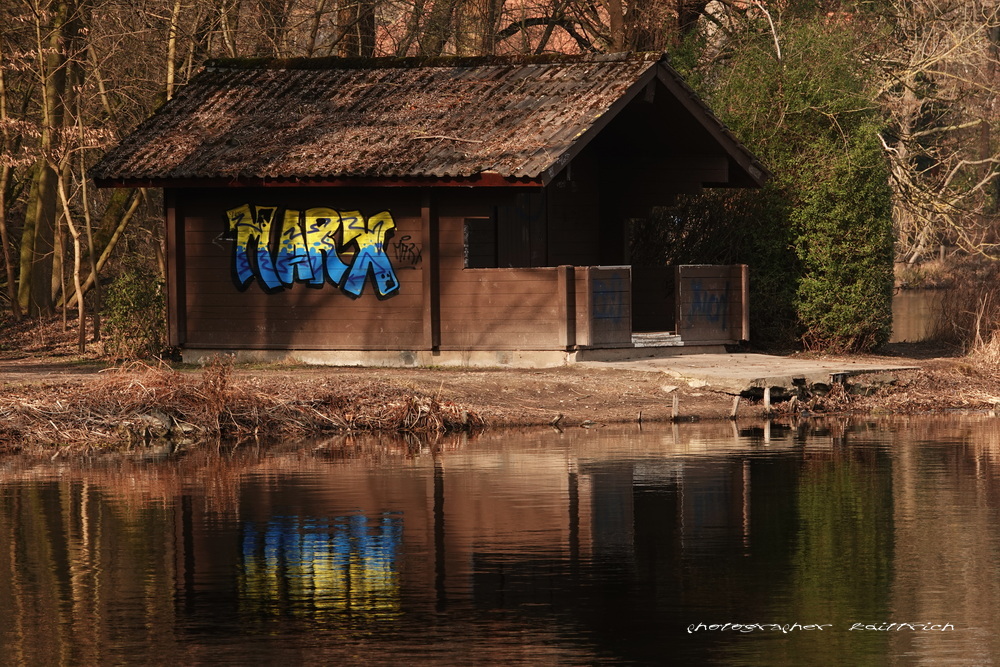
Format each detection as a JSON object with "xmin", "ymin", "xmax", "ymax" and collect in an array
[
  {"xmin": 672, "ymin": 16, "xmax": 895, "ymax": 351},
  {"xmin": 102, "ymin": 262, "xmax": 166, "ymax": 359}
]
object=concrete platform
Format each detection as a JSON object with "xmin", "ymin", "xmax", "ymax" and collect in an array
[
  {"xmin": 577, "ymin": 353, "xmax": 919, "ymax": 395},
  {"xmin": 179, "ymin": 347, "xmax": 919, "ymax": 397}
]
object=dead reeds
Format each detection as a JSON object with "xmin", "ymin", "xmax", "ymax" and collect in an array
[{"xmin": 0, "ymin": 359, "xmax": 485, "ymax": 453}]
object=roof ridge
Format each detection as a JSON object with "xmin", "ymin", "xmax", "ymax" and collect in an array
[{"xmin": 204, "ymin": 51, "xmax": 668, "ymax": 71}]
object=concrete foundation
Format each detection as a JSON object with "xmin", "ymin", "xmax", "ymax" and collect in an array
[
  {"xmin": 181, "ymin": 343, "xmax": 730, "ymax": 369},
  {"xmin": 182, "ymin": 348, "xmax": 575, "ymax": 368}
]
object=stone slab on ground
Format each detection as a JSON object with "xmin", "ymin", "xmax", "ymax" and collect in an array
[{"xmin": 577, "ymin": 353, "xmax": 920, "ymax": 394}]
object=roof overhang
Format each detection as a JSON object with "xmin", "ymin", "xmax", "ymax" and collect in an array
[
  {"xmin": 93, "ymin": 172, "xmax": 545, "ymax": 189},
  {"xmin": 541, "ymin": 59, "xmax": 769, "ymax": 188}
]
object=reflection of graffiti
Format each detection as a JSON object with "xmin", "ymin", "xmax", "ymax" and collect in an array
[
  {"xmin": 226, "ymin": 204, "xmax": 399, "ymax": 298},
  {"xmin": 239, "ymin": 513, "xmax": 402, "ymax": 618},
  {"xmin": 592, "ymin": 279, "xmax": 624, "ymax": 319},
  {"xmin": 690, "ymin": 280, "xmax": 730, "ymax": 328},
  {"xmin": 391, "ymin": 235, "xmax": 422, "ymax": 267}
]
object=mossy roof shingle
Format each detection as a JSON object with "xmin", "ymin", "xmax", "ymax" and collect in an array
[{"xmin": 92, "ymin": 53, "xmax": 765, "ymax": 186}]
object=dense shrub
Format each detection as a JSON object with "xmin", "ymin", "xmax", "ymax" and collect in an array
[
  {"xmin": 102, "ymin": 263, "xmax": 166, "ymax": 359},
  {"xmin": 792, "ymin": 122, "xmax": 894, "ymax": 351},
  {"xmin": 668, "ymin": 17, "xmax": 895, "ymax": 351}
]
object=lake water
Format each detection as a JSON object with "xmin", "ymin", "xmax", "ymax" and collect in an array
[{"xmin": 1, "ymin": 417, "xmax": 999, "ymax": 665}]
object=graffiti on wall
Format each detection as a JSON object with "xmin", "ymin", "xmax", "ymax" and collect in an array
[
  {"xmin": 689, "ymin": 280, "xmax": 730, "ymax": 329},
  {"xmin": 225, "ymin": 204, "xmax": 403, "ymax": 298},
  {"xmin": 391, "ymin": 235, "xmax": 422, "ymax": 267},
  {"xmin": 592, "ymin": 278, "xmax": 626, "ymax": 320}
]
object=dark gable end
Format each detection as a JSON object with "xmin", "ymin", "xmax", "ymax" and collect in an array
[{"xmin": 91, "ymin": 52, "xmax": 767, "ymax": 189}]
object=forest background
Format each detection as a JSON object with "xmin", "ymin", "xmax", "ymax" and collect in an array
[{"xmin": 1, "ymin": 0, "xmax": 999, "ymax": 356}]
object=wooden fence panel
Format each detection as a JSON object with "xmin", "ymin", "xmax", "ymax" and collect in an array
[
  {"xmin": 438, "ymin": 268, "xmax": 567, "ymax": 350},
  {"xmin": 674, "ymin": 264, "xmax": 749, "ymax": 344},
  {"xmin": 574, "ymin": 266, "xmax": 632, "ymax": 347}
]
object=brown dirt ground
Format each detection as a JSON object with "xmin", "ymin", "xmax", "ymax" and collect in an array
[{"xmin": 2, "ymin": 317, "xmax": 1000, "ymax": 439}]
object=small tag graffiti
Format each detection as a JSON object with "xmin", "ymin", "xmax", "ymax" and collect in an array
[{"xmin": 225, "ymin": 204, "xmax": 403, "ymax": 298}]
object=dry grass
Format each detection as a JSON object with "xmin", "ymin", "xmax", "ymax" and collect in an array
[{"xmin": 0, "ymin": 359, "xmax": 485, "ymax": 454}]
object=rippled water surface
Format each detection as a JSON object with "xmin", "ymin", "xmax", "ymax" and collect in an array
[{"xmin": 2, "ymin": 417, "xmax": 1000, "ymax": 665}]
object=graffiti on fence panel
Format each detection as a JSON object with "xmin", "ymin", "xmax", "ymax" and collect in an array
[
  {"xmin": 592, "ymin": 279, "xmax": 625, "ymax": 320},
  {"xmin": 225, "ymin": 204, "xmax": 402, "ymax": 298},
  {"xmin": 689, "ymin": 280, "xmax": 730, "ymax": 329}
]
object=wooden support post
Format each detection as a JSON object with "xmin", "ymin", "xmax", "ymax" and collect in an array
[
  {"xmin": 580, "ymin": 266, "xmax": 592, "ymax": 347},
  {"xmin": 763, "ymin": 387, "xmax": 771, "ymax": 412},
  {"xmin": 730, "ymin": 395, "xmax": 740, "ymax": 420},
  {"xmin": 740, "ymin": 263, "xmax": 750, "ymax": 341},
  {"xmin": 164, "ymin": 189, "xmax": 185, "ymax": 347},
  {"xmin": 557, "ymin": 265, "xmax": 576, "ymax": 350},
  {"xmin": 421, "ymin": 191, "xmax": 440, "ymax": 350},
  {"xmin": 672, "ymin": 394, "xmax": 680, "ymax": 421}
]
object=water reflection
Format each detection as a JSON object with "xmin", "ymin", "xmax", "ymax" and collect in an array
[
  {"xmin": 1, "ymin": 418, "xmax": 999, "ymax": 664},
  {"xmin": 240, "ymin": 513, "xmax": 403, "ymax": 620}
]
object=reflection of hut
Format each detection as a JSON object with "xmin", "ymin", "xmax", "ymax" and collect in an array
[{"xmin": 92, "ymin": 53, "xmax": 766, "ymax": 367}]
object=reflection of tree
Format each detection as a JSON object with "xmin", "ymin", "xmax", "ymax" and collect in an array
[
  {"xmin": 784, "ymin": 451, "xmax": 895, "ymax": 661},
  {"xmin": 0, "ymin": 479, "xmax": 180, "ymax": 664}
]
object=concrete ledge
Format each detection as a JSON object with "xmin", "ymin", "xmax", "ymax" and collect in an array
[
  {"xmin": 182, "ymin": 348, "xmax": 574, "ymax": 368},
  {"xmin": 577, "ymin": 353, "xmax": 920, "ymax": 395},
  {"xmin": 573, "ymin": 345, "xmax": 727, "ymax": 362}
]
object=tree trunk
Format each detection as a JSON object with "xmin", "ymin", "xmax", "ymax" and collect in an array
[
  {"xmin": 420, "ymin": 0, "xmax": 460, "ymax": 55},
  {"xmin": 19, "ymin": 162, "xmax": 59, "ymax": 316},
  {"xmin": 64, "ymin": 189, "xmax": 142, "ymax": 309},
  {"xmin": 19, "ymin": 0, "xmax": 77, "ymax": 317},
  {"xmin": 338, "ymin": 0, "xmax": 376, "ymax": 57},
  {"xmin": 0, "ymin": 40, "xmax": 21, "ymax": 321}
]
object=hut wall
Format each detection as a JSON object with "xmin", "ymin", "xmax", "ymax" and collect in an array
[
  {"xmin": 546, "ymin": 151, "xmax": 602, "ymax": 267},
  {"xmin": 437, "ymin": 192, "xmax": 572, "ymax": 350},
  {"xmin": 169, "ymin": 178, "xmax": 614, "ymax": 354},
  {"xmin": 173, "ymin": 188, "xmax": 426, "ymax": 350}
]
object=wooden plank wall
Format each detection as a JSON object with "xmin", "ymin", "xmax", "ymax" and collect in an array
[
  {"xmin": 171, "ymin": 186, "xmax": 646, "ymax": 354},
  {"xmin": 438, "ymin": 197, "xmax": 568, "ymax": 350},
  {"xmin": 175, "ymin": 188, "xmax": 426, "ymax": 350},
  {"xmin": 674, "ymin": 264, "xmax": 749, "ymax": 344}
]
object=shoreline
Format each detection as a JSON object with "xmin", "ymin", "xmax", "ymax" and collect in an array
[{"xmin": 1, "ymin": 347, "xmax": 997, "ymax": 456}]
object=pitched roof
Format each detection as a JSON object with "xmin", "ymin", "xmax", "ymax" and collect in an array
[{"xmin": 91, "ymin": 52, "xmax": 766, "ymax": 187}]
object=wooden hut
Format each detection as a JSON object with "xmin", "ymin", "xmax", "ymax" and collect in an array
[{"xmin": 92, "ymin": 52, "xmax": 767, "ymax": 367}]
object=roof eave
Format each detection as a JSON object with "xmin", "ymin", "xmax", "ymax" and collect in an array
[
  {"xmin": 654, "ymin": 63, "xmax": 770, "ymax": 188},
  {"xmin": 92, "ymin": 172, "xmax": 545, "ymax": 189},
  {"xmin": 538, "ymin": 61, "xmax": 662, "ymax": 186}
]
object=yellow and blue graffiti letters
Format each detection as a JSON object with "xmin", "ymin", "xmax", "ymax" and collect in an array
[
  {"xmin": 225, "ymin": 204, "xmax": 401, "ymax": 298},
  {"xmin": 275, "ymin": 209, "xmax": 316, "ymax": 286},
  {"xmin": 304, "ymin": 207, "xmax": 349, "ymax": 286},
  {"xmin": 227, "ymin": 204, "xmax": 282, "ymax": 289},
  {"xmin": 341, "ymin": 211, "xmax": 398, "ymax": 297}
]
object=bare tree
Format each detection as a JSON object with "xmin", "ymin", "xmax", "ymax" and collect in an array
[
  {"xmin": 0, "ymin": 33, "xmax": 24, "ymax": 321},
  {"xmin": 876, "ymin": 1, "xmax": 1000, "ymax": 263}
]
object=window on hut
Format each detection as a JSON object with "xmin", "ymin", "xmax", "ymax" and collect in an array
[{"xmin": 464, "ymin": 193, "xmax": 547, "ymax": 269}]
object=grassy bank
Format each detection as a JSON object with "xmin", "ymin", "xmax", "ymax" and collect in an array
[{"xmin": 0, "ymin": 361, "xmax": 490, "ymax": 454}]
